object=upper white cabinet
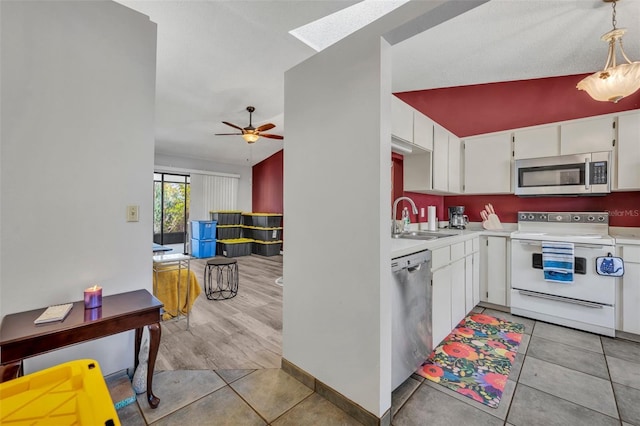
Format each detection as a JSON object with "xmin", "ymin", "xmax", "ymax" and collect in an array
[
  {"xmin": 463, "ymin": 132, "xmax": 512, "ymax": 194},
  {"xmin": 560, "ymin": 116, "xmax": 615, "ymax": 155},
  {"xmin": 391, "ymin": 95, "xmax": 414, "ymax": 143},
  {"xmin": 413, "ymin": 111, "xmax": 434, "ymax": 151},
  {"xmin": 615, "ymin": 111, "xmax": 640, "ymax": 190},
  {"xmin": 448, "ymin": 135, "xmax": 462, "ymax": 194},
  {"xmin": 513, "ymin": 125, "xmax": 560, "ymax": 159},
  {"xmin": 432, "ymin": 124, "xmax": 449, "ymax": 192}
]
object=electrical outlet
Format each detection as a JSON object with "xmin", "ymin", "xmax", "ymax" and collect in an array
[{"xmin": 127, "ymin": 205, "xmax": 139, "ymax": 222}]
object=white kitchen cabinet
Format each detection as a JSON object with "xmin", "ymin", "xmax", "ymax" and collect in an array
[
  {"xmin": 430, "ymin": 237, "xmax": 480, "ymax": 347},
  {"xmin": 450, "ymin": 258, "xmax": 466, "ymax": 329},
  {"xmin": 403, "ymin": 152, "xmax": 432, "ymax": 192},
  {"xmin": 465, "ymin": 238, "xmax": 481, "ymax": 313},
  {"xmin": 432, "ymin": 265, "xmax": 452, "ymax": 347},
  {"xmin": 560, "ymin": 116, "xmax": 614, "ymax": 155},
  {"xmin": 414, "ymin": 111, "xmax": 434, "ymax": 151},
  {"xmin": 448, "ymin": 135, "xmax": 462, "ymax": 194},
  {"xmin": 431, "ymin": 125, "xmax": 461, "ymax": 194},
  {"xmin": 513, "ymin": 125, "xmax": 560, "ymax": 159},
  {"xmin": 480, "ymin": 235, "xmax": 509, "ymax": 307},
  {"xmin": 432, "ymin": 124, "xmax": 448, "ymax": 192},
  {"xmin": 472, "ymin": 251, "xmax": 480, "ymax": 306},
  {"xmin": 465, "ymin": 255, "xmax": 473, "ymax": 314},
  {"xmin": 391, "ymin": 95, "xmax": 414, "ymax": 143},
  {"xmin": 619, "ymin": 244, "xmax": 640, "ymax": 334},
  {"xmin": 615, "ymin": 111, "xmax": 640, "ymax": 190},
  {"xmin": 463, "ymin": 132, "xmax": 512, "ymax": 194}
]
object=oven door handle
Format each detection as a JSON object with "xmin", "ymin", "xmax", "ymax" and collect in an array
[
  {"xmin": 518, "ymin": 290, "xmax": 604, "ymax": 309},
  {"xmin": 514, "ymin": 240, "xmax": 611, "ymax": 250}
]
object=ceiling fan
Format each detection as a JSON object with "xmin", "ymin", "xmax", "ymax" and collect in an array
[{"xmin": 215, "ymin": 106, "xmax": 283, "ymax": 143}]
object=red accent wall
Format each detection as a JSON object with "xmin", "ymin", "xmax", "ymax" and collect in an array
[
  {"xmin": 444, "ymin": 193, "xmax": 640, "ymax": 227},
  {"xmin": 396, "ymin": 74, "xmax": 640, "ymax": 138},
  {"xmin": 252, "ymin": 150, "xmax": 283, "ymax": 214},
  {"xmin": 393, "ymin": 74, "xmax": 640, "ymax": 228}
]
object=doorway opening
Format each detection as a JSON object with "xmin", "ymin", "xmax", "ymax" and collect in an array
[{"xmin": 154, "ymin": 173, "xmax": 190, "ymax": 251}]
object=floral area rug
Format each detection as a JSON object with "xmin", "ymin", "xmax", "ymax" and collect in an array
[{"xmin": 417, "ymin": 313, "xmax": 524, "ymax": 408}]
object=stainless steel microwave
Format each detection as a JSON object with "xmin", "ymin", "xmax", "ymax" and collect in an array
[{"xmin": 514, "ymin": 151, "xmax": 611, "ymax": 196}]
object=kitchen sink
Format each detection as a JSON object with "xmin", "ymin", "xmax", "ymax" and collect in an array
[{"xmin": 391, "ymin": 231, "xmax": 457, "ymax": 240}]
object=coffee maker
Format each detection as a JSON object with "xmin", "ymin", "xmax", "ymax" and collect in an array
[{"xmin": 448, "ymin": 206, "xmax": 469, "ymax": 229}]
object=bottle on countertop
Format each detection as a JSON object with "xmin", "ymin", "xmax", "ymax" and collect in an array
[{"xmin": 402, "ymin": 207, "xmax": 410, "ymax": 232}]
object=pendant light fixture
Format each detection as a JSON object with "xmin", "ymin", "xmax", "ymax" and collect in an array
[{"xmin": 576, "ymin": 0, "xmax": 640, "ymax": 103}]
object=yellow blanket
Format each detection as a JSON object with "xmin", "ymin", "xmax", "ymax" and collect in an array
[{"xmin": 152, "ymin": 266, "xmax": 201, "ymax": 320}]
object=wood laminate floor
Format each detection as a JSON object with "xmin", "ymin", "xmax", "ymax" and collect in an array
[{"xmin": 155, "ymin": 254, "xmax": 283, "ymax": 371}]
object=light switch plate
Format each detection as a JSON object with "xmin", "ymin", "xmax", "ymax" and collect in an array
[{"xmin": 127, "ymin": 205, "xmax": 139, "ymax": 222}]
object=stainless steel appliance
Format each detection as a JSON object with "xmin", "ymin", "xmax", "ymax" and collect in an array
[
  {"xmin": 391, "ymin": 249, "xmax": 432, "ymax": 390},
  {"xmin": 448, "ymin": 206, "xmax": 468, "ymax": 229},
  {"xmin": 514, "ymin": 152, "xmax": 611, "ymax": 196},
  {"xmin": 510, "ymin": 212, "xmax": 615, "ymax": 336}
]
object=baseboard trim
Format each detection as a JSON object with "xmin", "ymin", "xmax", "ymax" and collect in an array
[{"xmin": 281, "ymin": 358, "xmax": 391, "ymax": 426}]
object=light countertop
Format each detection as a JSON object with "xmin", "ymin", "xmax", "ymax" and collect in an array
[{"xmin": 610, "ymin": 227, "xmax": 640, "ymax": 245}]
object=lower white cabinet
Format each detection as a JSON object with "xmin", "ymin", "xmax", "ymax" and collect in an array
[
  {"xmin": 450, "ymin": 258, "xmax": 466, "ymax": 329},
  {"xmin": 430, "ymin": 237, "xmax": 480, "ymax": 347},
  {"xmin": 619, "ymin": 244, "xmax": 640, "ymax": 334},
  {"xmin": 432, "ymin": 265, "xmax": 452, "ymax": 347},
  {"xmin": 480, "ymin": 235, "xmax": 510, "ymax": 307},
  {"xmin": 472, "ymin": 251, "xmax": 480, "ymax": 306}
]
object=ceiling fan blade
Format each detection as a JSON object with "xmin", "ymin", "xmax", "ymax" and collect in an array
[
  {"xmin": 260, "ymin": 133, "xmax": 284, "ymax": 140},
  {"xmin": 222, "ymin": 121, "xmax": 245, "ymax": 132},
  {"xmin": 214, "ymin": 133, "xmax": 243, "ymax": 136},
  {"xmin": 255, "ymin": 123, "xmax": 275, "ymax": 132}
]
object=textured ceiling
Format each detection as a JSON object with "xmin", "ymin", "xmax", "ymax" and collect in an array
[{"xmin": 117, "ymin": 0, "xmax": 640, "ymax": 167}]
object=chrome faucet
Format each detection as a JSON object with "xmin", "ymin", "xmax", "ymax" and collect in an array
[{"xmin": 392, "ymin": 196, "xmax": 419, "ymax": 234}]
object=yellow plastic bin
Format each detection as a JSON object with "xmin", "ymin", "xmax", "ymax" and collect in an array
[{"xmin": 0, "ymin": 359, "xmax": 120, "ymax": 425}]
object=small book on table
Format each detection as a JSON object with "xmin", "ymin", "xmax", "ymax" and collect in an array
[{"xmin": 34, "ymin": 303, "xmax": 73, "ymax": 325}]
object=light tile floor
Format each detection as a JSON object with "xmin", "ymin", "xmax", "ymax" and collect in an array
[{"xmin": 117, "ymin": 307, "xmax": 640, "ymax": 425}]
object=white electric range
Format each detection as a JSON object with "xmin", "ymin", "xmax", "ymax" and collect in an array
[{"xmin": 510, "ymin": 212, "xmax": 616, "ymax": 336}]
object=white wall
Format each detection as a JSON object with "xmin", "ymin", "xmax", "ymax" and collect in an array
[
  {"xmin": 154, "ymin": 153, "xmax": 252, "ymax": 214},
  {"xmin": 283, "ymin": 0, "xmax": 484, "ymax": 418},
  {"xmin": 284, "ymin": 35, "xmax": 390, "ymax": 416},
  {"xmin": 1, "ymin": 0, "xmax": 156, "ymax": 375}
]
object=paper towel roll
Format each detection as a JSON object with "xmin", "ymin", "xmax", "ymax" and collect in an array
[{"xmin": 427, "ymin": 206, "xmax": 436, "ymax": 231}]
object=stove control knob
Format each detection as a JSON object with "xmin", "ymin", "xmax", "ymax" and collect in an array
[
  {"xmin": 520, "ymin": 213, "xmax": 528, "ymax": 220},
  {"xmin": 573, "ymin": 215, "xmax": 581, "ymax": 222},
  {"xmin": 598, "ymin": 216, "xmax": 606, "ymax": 222},
  {"xmin": 540, "ymin": 214, "xmax": 547, "ymax": 221},
  {"xmin": 555, "ymin": 215, "xmax": 563, "ymax": 221},
  {"xmin": 528, "ymin": 215, "xmax": 535, "ymax": 220},
  {"xmin": 587, "ymin": 216, "xmax": 595, "ymax": 221}
]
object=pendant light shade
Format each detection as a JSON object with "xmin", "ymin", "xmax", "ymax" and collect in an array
[{"xmin": 577, "ymin": 1, "xmax": 640, "ymax": 103}]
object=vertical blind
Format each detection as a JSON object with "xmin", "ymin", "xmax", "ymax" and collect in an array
[{"xmin": 190, "ymin": 173, "xmax": 239, "ymax": 220}]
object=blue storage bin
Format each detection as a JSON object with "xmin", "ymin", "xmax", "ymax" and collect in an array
[
  {"xmin": 191, "ymin": 238, "xmax": 215, "ymax": 258},
  {"xmin": 191, "ymin": 220, "xmax": 216, "ymax": 240}
]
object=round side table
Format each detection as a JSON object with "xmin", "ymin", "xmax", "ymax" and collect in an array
[{"xmin": 204, "ymin": 257, "xmax": 239, "ymax": 300}]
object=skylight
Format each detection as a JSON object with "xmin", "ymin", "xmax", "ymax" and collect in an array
[{"xmin": 289, "ymin": 0, "xmax": 410, "ymax": 52}]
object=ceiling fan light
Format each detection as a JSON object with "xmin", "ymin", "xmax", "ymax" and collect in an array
[{"xmin": 242, "ymin": 133, "xmax": 260, "ymax": 143}]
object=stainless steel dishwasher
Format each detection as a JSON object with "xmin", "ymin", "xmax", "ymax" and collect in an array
[{"xmin": 391, "ymin": 249, "xmax": 432, "ymax": 390}]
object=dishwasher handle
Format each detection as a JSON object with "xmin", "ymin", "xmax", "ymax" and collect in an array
[{"xmin": 407, "ymin": 263, "xmax": 423, "ymax": 273}]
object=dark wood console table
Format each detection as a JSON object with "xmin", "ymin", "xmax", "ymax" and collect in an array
[{"xmin": 0, "ymin": 289, "xmax": 163, "ymax": 408}]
